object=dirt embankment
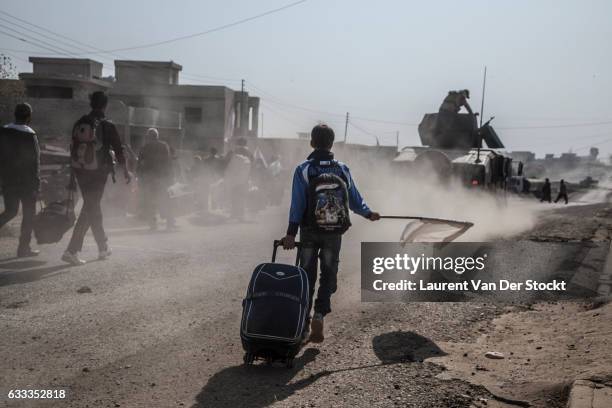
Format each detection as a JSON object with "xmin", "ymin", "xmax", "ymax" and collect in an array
[{"xmin": 427, "ymin": 200, "xmax": 612, "ymax": 408}]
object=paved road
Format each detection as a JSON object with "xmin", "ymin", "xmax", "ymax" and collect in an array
[{"xmin": 0, "ymin": 203, "xmax": 603, "ymax": 408}]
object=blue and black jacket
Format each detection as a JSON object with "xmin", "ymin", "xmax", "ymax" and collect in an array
[{"xmin": 286, "ymin": 149, "xmax": 372, "ymax": 236}]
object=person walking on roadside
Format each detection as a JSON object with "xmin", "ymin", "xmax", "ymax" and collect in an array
[
  {"xmin": 225, "ymin": 138, "xmax": 253, "ymax": 220},
  {"xmin": 540, "ymin": 178, "xmax": 552, "ymax": 203},
  {"xmin": 197, "ymin": 147, "xmax": 222, "ymax": 213},
  {"xmin": 280, "ymin": 124, "xmax": 380, "ymax": 343},
  {"xmin": 137, "ymin": 128, "xmax": 175, "ymax": 230},
  {"xmin": 62, "ymin": 92, "xmax": 130, "ymax": 265},
  {"xmin": 555, "ymin": 179, "xmax": 569, "ymax": 204},
  {"xmin": 0, "ymin": 103, "xmax": 41, "ymax": 258}
]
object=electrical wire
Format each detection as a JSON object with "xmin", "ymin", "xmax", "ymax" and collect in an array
[{"xmin": 8, "ymin": 0, "xmax": 309, "ymax": 54}]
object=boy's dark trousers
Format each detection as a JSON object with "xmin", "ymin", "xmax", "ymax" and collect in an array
[
  {"xmin": 299, "ymin": 229, "xmax": 342, "ymax": 320},
  {"xmin": 0, "ymin": 185, "xmax": 37, "ymax": 251},
  {"xmin": 67, "ymin": 170, "xmax": 108, "ymax": 253}
]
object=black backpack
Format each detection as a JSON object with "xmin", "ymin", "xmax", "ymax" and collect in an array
[{"xmin": 306, "ymin": 161, "xmax": 351, "ymax": 234}]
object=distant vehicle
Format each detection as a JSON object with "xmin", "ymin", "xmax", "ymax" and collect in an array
[{"xmin": 393, "ymin": 113, "xmax": 516, "ymax": 190}]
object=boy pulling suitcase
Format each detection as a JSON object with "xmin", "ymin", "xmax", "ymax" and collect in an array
[{"xmin": 280, "ymin": 124, "xmax": 380, "ymax": 343}]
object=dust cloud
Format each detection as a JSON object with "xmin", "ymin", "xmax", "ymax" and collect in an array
[{"xmin": 344, "ymin": 157, "xmax": 539, "ymax": 243}]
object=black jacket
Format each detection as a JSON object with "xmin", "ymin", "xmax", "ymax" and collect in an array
[{"xmin": 0, "ymin": 123, "xmax": 40, "ymax": 190}]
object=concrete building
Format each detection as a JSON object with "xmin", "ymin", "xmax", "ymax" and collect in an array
[
  {"xmin": 110, "ymin": 60, "xmax": 259, "ymax": 151},
  {"xmin": 0, "ymin": 57, "xmax": 114, "ymax": 141},
  {"xmin": 0, "ymin": 56, "xmax": 259, "ymax": 153},
  {"xmin": 21, "ymin": 57, "xmax": 111, "ymax": 100}
]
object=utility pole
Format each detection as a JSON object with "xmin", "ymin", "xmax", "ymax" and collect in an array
[
  {"xmin": 396, "ymin": 131, "xmax": 400, "ymax": 150},
  {"xmin": 479, "ymin": 66, "xmax": 487, "ymax": 128},
  {"xmin": 241, "ymin": 78, "xmax": 245, "ymax": 94},
  {"xmin": 344, "ymin": 112, "xmax": 349, "ymax": 144},
  {"xmin": 476, "ymin": 66, "xmax": 487, "ymax": 164}
]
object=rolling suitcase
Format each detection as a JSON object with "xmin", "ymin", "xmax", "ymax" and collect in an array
[{"xmin": 240, "ymin": 240, "xmax": 309, "ymax": 368}]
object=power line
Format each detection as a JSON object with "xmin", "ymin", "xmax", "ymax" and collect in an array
[
  {"xmin": 0, "ymin": 9, "xmax": 116, "ymax": 59},
  {"xmin": 0, "ymin": 23, "xmax": 83, "ymax": 56},
  {"xmin": 39, "ymin": 0, "xmax": 309, "ymax": 54},
  {"xmin": 0, "ymin": 16, "xmax": 95, "ymax": 56},
  {"xmin": 0, "ymin": 12, "xmax": 239, "ymax": 83},
  {"xmin": 498, "ymin": 120, "xmax": 612, "ymax": 130},
  {"xmin": 4, "ymin": 10, "xmax": 612, "ymax": 134},
  {"xmin": 0, "ymin": 28, "xmax": 75, "ymax": 56}
]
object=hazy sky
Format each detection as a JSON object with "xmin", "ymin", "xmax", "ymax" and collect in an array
[{"xmin": 1, "ymin": 0, "xmax": 611, "ymax": 157}]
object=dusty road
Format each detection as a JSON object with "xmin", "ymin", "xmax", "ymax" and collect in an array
[{"xmin": 0, "ymin": 194, "xmax": 608, "ymax": 408}]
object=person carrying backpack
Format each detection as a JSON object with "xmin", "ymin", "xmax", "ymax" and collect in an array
[
  {"xmin": 0, "ymin": 103, "xmax": 40, "ymax": 258},
  {"xmin": 62, "ymin": 91, "xmax": 130, "ymax": 265},
  {"xmin": 280, "ymin": 124, "xmax": 380, "ymax": 343}
]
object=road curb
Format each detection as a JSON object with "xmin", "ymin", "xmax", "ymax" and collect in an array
[
  {"xmin": 567, "ymin": 378, "xmax": 612, "ymax": 408},
  {"xmin": 596, "ymin": 242, "xmax": 612, "ymax": 296}
]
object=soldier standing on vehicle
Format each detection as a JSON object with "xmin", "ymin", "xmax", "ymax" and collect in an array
[
  {"xmin": 436, "ymin": 89, "xmax": 477, "ymax": 144},
  {"xmin": 439, "ymin": 89, "xmax": 473, "ymax": 115}
]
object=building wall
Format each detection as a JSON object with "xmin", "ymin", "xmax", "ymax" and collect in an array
[
  {"xmin": 31, "ymin": 60, "xmax": 101, "ymax": 79},
  {"xmin": 110, "ymin": 84, "xmax": 242, "ymax": 153},
  {"xmin": 115, "ymin": 65, "xmax": 177, "ymax": 86}
]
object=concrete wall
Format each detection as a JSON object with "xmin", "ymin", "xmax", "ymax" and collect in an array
[
  {"xmin": 0, "ymin": 95, "xmax": 89, "ymax": 146},
  {"xmin": 115, "ymin": 65, "xmax": 176, "ymax": 86},
  {"xmin": 31, "ymin": 58, "xmax": 102, "ymax": 79},
  {"xmin": 110, "ymin": 83, "xmax": 242, "ymax": 152}
]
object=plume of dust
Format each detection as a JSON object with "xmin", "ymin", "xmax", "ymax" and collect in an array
[{"xmin": 348, "ymin": 159, "xmax": 539, "ymax": 242}]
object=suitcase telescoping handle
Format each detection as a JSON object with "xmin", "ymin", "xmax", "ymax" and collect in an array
[{"xmin": 272, "ymin": 240, "xmax": 302, "ymax": 266}]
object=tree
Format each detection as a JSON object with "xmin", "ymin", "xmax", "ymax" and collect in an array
[{"xmin": 0, "ymin": 54, "xmax": 17, "ymax": 79}]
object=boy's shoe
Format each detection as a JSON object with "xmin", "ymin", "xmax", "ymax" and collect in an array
[
  {"xmin": 309, "ymin": 313, "xmax": 325, "ymax": 343},
  {"xmin": 62, "ymin": 251, "xmax": 86, "ymax": 266},
  {"xmin": 98, "ymin": 248, "xmax": 112, "ymax": 260}
]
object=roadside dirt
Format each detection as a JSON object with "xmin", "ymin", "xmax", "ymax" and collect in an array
[
  {"xmin": 429, "ymin": 301, "xmax": 612, "ymax": 407},
  {"xmin": 428, "ymin": 199, "xmax": 612, "ymax": 408}
]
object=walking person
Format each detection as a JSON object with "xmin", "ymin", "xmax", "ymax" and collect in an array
[
  {"xmin": 280, "ymin": 124, "xmax": 380, "ymax": 343},
  {"xmin": 137, "ymin": 128, "xmax": 175, "ymax": 230},
  {"xmin": 540, "ymin": 178, "xmax": 552, "ymax": 203},
  {"xmin": 555, "ymin": 179, "xmax": 569, "ymax": 204},
  {"xmin": 198, "ymin": 147, "xmax": 222, "ymax": 213},
  {"xmin": 62, "ymin": 92, "xmax": 130, "ymax": 265},
  {"xmin": 0, "ymin": 103, "xmax": 40, "ymax": 257},
  {"xmin": 225, "ymin": 138, "xmax": 253, "ymax": 220}
]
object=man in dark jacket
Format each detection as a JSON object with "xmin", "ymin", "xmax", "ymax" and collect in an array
[
  {"xmin": 62, "ymin": 92, "xmax": 130, "ymax": 265},
  {"xmin": 555, "ymin": 179, "xmax": 569, "ymax": 204},
  {"xmin": 137, "ymin": 128, "xmax": 175, "ymax": 230},
  {"xmin": 0, "ymin": 103, "xmax": 40, "ymax": 257},
  {"xmin": 541, "ymin": 178, "xmax": 552, "ymax": 203}
]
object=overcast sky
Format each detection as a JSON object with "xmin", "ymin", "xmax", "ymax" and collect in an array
[{"xmin": 1, "ymin": 0, "xmax": 611, "ymax": 158}]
